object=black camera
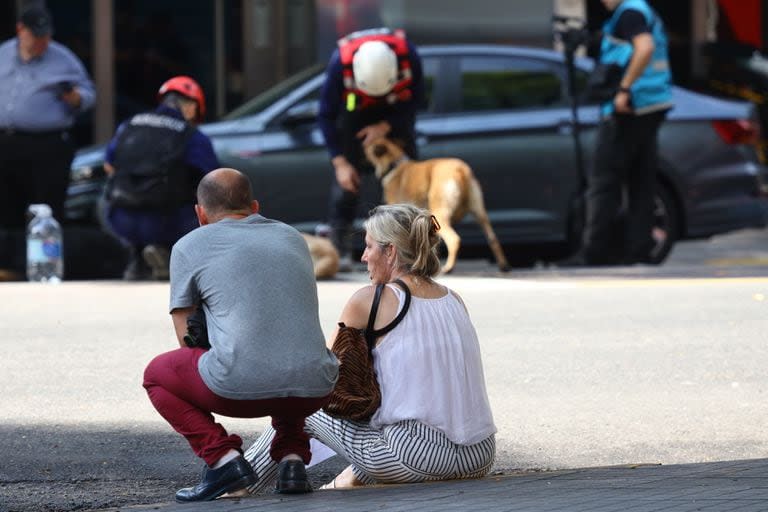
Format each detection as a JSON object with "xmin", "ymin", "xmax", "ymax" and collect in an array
[{"xmin": 183, "ymin": 308, "xmax": 210, "ymax": 349}]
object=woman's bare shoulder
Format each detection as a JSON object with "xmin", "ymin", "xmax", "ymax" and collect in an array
[{"xmin": 338, "ymin": 284, "xmax": 378, "ymax": 328}]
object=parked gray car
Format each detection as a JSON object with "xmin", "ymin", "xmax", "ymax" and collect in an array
[{"xmin": 65, "ymin": 45, "xmax": 768, "ymax": 278}]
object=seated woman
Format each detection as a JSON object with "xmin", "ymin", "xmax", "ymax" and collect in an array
[{"xmin": 243, "ymin": 204, "xmax": 496, "ymax": 490}]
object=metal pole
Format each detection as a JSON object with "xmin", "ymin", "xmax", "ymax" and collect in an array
[
  {"xmin": 276, "ymin": 0, "xmax": 286, "ymax": 80},
  {"xmin": 214, "ymin": 0, "xmax": 226, "ymax": 118},
  {"xmin": 92, "ymin": 0, "xmax": 114, "ymax": 143}
]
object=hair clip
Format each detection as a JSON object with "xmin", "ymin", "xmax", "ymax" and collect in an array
[{"xmin": 430, "ymin": 214, "xmax": 441, "ymax": 233}]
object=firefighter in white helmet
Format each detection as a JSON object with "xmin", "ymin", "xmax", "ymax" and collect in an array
[{"xmin": 318, "ymin": 28, "xmax": 425, "ymax": 270}]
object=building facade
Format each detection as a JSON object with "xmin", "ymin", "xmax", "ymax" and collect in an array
[{"xmin": 2, "ymin": 0, "xmax": 764, "ymax": 146}]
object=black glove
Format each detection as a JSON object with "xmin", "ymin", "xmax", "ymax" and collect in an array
[{"xmin": 183, "ymin": 308, "xmax": 210, "ymax": 349}]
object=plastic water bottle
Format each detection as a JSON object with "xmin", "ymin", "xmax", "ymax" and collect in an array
[{"xmin": 26, "ymin": 204, "xmax": 64, "ymax": 283}]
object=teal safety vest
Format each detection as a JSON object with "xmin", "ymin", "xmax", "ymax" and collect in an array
[{"xmin": 600, "ymin": 0, "xmax": 673, "ymax": 115}]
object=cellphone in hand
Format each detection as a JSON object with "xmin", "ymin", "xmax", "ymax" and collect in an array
[{"xmin": 58, "ymin": 81, "xmax": 74, "ymax": 94}]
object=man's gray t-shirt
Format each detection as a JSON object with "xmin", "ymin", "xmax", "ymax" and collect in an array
[{"xmin": 169, "ymin": 214, "xmax": 338, "ymax": 400}]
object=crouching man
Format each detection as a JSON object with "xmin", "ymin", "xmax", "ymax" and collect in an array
[{"xmin": 143, "ymin": 167, "xmax": 339, "ymax": 502}]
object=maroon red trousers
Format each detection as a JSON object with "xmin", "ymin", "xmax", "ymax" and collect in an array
[{"xmin": 143, "ymin": 347, "xmax": 328, "ymax": 466}]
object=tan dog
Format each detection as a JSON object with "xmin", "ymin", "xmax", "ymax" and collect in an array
[
  {"xmin": 364, "ymin": 137, "xmax": 510, "ymax": 273},
  {"xmin": 302, "ymin": 233, "xmax": 340, "ymax": 279}
]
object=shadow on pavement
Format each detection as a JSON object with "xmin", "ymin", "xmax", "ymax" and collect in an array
[{"xmin": 0, "ymin": 424, "xmax": 344, "ymax": 512}]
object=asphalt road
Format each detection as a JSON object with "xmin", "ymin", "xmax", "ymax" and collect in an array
[{"xmin": 2, "ymin": 229, "xmax": 768, "ymax": 512}]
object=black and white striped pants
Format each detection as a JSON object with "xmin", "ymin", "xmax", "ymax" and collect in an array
[{"xmin": 243, "ymin": 410, "xmax": 495, "ymax": 493}]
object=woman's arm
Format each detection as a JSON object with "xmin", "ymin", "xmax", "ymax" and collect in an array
[{"xmin": 325, "ymin": 285, "xmax": 376, "ymax": 348}]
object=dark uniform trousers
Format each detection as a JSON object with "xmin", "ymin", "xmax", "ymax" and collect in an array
[
  {"xmin": 328, "ymin": 111, "xmax": 417, "ymax": 257},
  {"xmin": 0, "ymin": 129, "xmax": 74, "ymax": 271},
  {"xmin": 583, "ymin": 110, "xmax": 666, "ymax": 264}
]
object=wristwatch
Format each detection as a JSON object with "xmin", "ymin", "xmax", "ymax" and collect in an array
[{"xmin": 618, "ymin": 86, "xmax": 631, "ymax": 94}]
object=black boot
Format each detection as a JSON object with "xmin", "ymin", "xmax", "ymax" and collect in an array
[
  {"xmin": 329, "ymin": 225, "xmax": 355, "ymax": 272},
  {"xmin": 123, "ymin": 247, "xmax": 152, "ymax": 281},
  {"xmin": 275, "ymin": 459, "xmax": 312, "ymax": 494},
  {"xmin": 142, "ymin": 245, "xmax": 170, "ymax": 280},
  {"xmin": 175, "ymin": 456, "xmax": 258, "ymax": 502}
]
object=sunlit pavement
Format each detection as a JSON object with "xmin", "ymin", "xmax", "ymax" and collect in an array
[{"xmin": 4, "ymin": 228, "xmax": 768, "ymax": 512}]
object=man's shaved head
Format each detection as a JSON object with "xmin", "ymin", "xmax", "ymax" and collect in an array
[{"xmin": 196, "ymin": 168, "xmax": 254, "ymax": 217}]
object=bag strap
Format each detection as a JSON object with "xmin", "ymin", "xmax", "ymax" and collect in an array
[
  {"xmin": 364, "ymin": 283, "xmax": 386, "ymax": 338},
  {"xmin": 364, "ymin": 278, "xmax": 412, "ymax": 351}
]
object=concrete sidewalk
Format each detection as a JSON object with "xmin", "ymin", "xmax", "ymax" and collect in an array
[{"xmin": 101, "ymin": 458, "xmax": 768, "ymax": 512}]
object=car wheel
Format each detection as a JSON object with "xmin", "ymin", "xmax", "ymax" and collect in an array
[{"xmin": 647, "ymin": 183, "xmax": 680, "ymax": 264}]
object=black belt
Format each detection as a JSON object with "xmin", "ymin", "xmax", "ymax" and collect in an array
[{"xmin": 0, "ymin": 127, "xmax": 68, "ymax": 138}]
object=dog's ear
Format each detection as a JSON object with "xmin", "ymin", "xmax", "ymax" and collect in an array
[{"xmin": 372, "ymin": 144, "xmax": 388, "ymax": 158}]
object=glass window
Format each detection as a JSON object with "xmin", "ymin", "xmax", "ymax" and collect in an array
[
  {"xmin": 224, "ymin": 64, "xmax": 324, "ymax": 120},
  {"xmin": 420, "ymin": 57, "xmax": 439, "ymax": 113},
  {"xmin": 459, "ymin": 57, "xmax": 563, "ymax": 111}
]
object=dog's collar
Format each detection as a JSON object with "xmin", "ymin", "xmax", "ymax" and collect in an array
[{"xmin": 380, "ymin": 155, "xmax": 410, "ymax": 179}]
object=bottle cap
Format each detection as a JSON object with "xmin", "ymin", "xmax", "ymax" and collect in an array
[{"xmin": 28, "ymin": 204, "xmax": 52, "ymax": 217}]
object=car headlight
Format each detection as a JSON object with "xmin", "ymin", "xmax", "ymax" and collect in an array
[{"xmin": 70, "ymin": 165, "xmax": 94, "ymax": 182}]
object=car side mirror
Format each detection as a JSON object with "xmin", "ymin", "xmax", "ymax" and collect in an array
[{"xmin": 282, "ymin": 100, "xmax": 319, "ymax": 127}]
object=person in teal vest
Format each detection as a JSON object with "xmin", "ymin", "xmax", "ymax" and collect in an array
[{"xmin": 565, "ymin": 0, "xmax": 673, "ymax": 266}]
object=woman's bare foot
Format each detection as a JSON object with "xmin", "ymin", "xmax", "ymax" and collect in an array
[{"xmin": 320, "ymin": 465, "xmax": 364, "ymax": 489}]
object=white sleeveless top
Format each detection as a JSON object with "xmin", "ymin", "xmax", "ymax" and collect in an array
[{"xmin": 369, "ymin": 284, "xmax": 497, "ymax": 445}]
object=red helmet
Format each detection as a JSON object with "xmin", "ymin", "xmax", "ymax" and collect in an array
[{"xmin": 157, "ymin": 76, "xmax": 206, "ymax": 121}]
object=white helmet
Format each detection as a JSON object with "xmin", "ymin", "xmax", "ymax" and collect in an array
[{"xmin": 352, "ymin": 40, "xmax": 398, "ymax": 96}]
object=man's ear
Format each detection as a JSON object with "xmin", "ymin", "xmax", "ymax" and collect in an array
[
  {"xmin": 195, "ymin": 204, "xmax": 209, "ymax": 226},
  {"xmin": 250, "ymin": 200, "xmax": 260, "ymax": 214}
]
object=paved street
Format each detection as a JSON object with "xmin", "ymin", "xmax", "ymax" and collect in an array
[
  {"xmin": 1, "ymin": 229, "xmax": 768, "ymax": 511},
  {"xmin": 101, "ymin": 458, "xmax": 768, "ymax": 512}
]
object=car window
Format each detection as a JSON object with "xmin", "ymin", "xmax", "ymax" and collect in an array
[
  {"xmin": 457, "ymin": 56, "xmax": 564, "ymax": 112},
  {"xmin": 420, "ymin": 57, "xmax": 438, "ymax": 113},
  {"xmin": 269, "ymin": 87, "xmax": 322, "ymax": 127},
  {"xmin": 223, "ymin": 64, "xmax": 324, "ymax": 120}
]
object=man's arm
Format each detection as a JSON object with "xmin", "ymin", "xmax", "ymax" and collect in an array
[
  {"xmin": 317, "ymin": 51, "xmax": 362, "ymax": 193},
  {"xmin": 62, "ymin": 47, "xmax": 96, "ymax": 112},
  {"xmin": 614, "ymin": 32, "xmax": 654, "ymax": 113},
  {"xmin": 103, "ymin": 121, "xmax": 127, "ymax": 174},
  {"xmin": 318, "ymin": 50, "xmax": 345, "ymax": 160},
  {"xmin": 171, "ymin": 306, "xmax": 195, "ymax": 347},
  {"xmin": 185, "ymin": 130, "xmax": 221, "ymax": 174},
  {"xmin": 612, "ymin": 9, "xmax": 655, "ymax": 114}
]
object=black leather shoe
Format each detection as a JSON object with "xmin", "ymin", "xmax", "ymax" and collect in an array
[
  {"xmin": 275, "ymin": 459, "xmax": 312, "ymax": 494},
  {"xmin": 175, "ymin": 456, "xmax": 258, "ymax": 502}
]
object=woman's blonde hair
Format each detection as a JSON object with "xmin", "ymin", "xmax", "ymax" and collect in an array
[{"xmin": 363, "ymin": 204, "xmax": 441, "ymax": 278}]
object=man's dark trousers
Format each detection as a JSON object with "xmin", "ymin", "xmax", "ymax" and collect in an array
[
  {"xmin": 327, "ymin": 120, "xmax": 417, "ymax": 257},
  {"xmin": 582, "ymin": 110, "xmax": 667, "ymax": 264},
  {"xmin": 0, "ymin": 130, "xmax": 74, "ymax": 272}
]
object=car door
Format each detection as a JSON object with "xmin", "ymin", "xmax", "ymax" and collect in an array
[
  {"xmin": 212, "ymin": 74, "xmax": 331, "ymax": 232},
  {"xmin": 421, "ymin": 52, "xmax": 583, "ymax": 247}
]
